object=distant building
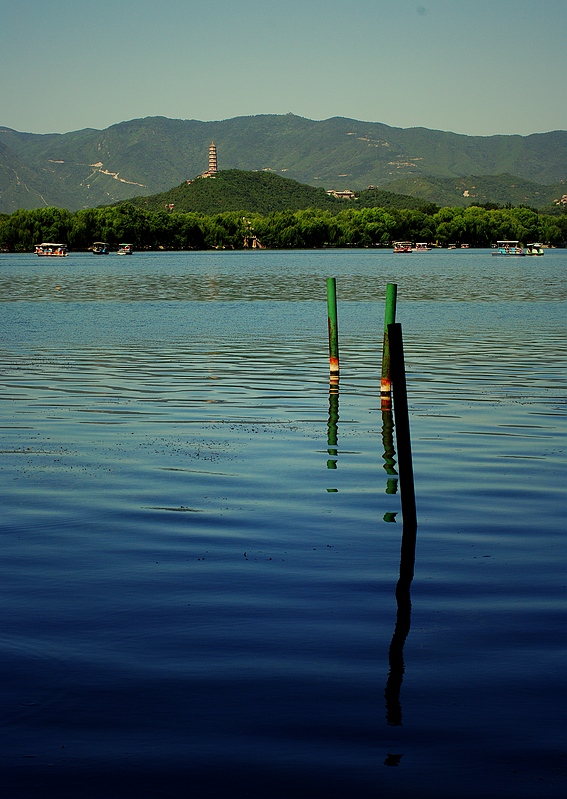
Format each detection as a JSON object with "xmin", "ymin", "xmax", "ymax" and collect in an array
[
  {"xmin": 200, "ymin": 141, "xmax": 218, "ymax": 178},
  {"xmin": 209, "ymin": 141, "xmax": 218, "ymax": 173},
  {"xmin": 326, "ymin": 189, "xmax": 356, "ymax": 200}
]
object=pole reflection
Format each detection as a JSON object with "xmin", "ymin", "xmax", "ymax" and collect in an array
[
  {"xmin": 327, "ymin": 379, "xmax": 339, "ymax": 470},
  {"xmin": 381, "ymin": 407, "xmax": 398, "ymax": 497},
  {"xmin": 384, "ymin": 516, "xmax": 417, "ymax": 726},
  {"xmin": 384, "ymin": 322, "xmax": 418, "ymax": 726}
]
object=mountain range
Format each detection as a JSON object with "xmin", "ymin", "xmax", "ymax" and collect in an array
[{"xmin": 0, "ymin": 114, "xmax": 565, "ymax": 214}]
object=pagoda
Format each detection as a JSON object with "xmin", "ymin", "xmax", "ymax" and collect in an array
[{"xmin": 208, "ymin": 141, "xmax": 218, "ymax": 174}]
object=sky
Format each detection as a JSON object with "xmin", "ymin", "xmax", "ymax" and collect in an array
[{"xmin": 1, "ymin": 0, "xmax": 565, "ymax": 137}]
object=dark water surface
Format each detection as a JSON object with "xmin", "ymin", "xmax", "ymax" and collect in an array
[{"xmin": 1, "ymin": 250, "xmax": 565, "ymax": 798}]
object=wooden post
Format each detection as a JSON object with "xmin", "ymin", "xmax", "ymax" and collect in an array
[
  {"xmin": 326, "ymin": 278, "xmax": 339, "ymax": 383},
  {"xmin": 387, "ymin": 322, "xmax": 417, "ymax": 527},
  {"xmin": 381, "ymin": 283, "xmax": 398, "ymax": 409},
  {"xmin": 384, "ymin": 321, "xmax": 417, "ymax": 727}
]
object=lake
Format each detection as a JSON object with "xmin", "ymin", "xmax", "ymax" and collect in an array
[{"xmin": 0, "ymin": 248, "xmax": 565, "ymax": 798}]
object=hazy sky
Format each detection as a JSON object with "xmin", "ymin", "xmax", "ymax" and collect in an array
[{"xmin": 1, "ymin": 0, "xmax": 565, "ymax": 137}]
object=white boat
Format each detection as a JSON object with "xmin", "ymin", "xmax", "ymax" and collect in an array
[
  {"xmin": 491, "ymin": 240, "xmax": 525, "ymax": 256},
  {"xmin": 525, "ymin": 243, "xmax": 544, "ymax": 256},
  {"xmin": 447, "ymin": 243, "xmax": 457, "ymax": 249},
  {"xmin": 117, "ymin": 243, "xmax": 133, "ymax": 255},
  {"xmin": 393, "ymin": 241, "xmax": 412, "ymax": 253},
  {"xmin": 34, "ymin": 243, "xmax": 68, "ymax": 257},
  {"xmin": 412, "ymin": 242, "xmax": 432, "ymax": 252}
]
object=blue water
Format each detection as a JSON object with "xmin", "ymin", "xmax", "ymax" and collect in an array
[{"xmin": 0, "ymin": 249, "xmax": 565, "ymax": 798}]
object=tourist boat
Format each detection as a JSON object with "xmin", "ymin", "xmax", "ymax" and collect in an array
[
  {"xmin": 525, "ymin": 242, "xmax": 544, "ymax": 256},
  {"xmin": 491, "ymin": 240, "xmax": 525, "ymax": 256},
  {"xmin": 34, "ymin": 243, "xmax": 68, "ymax": 257},
  {"xmin": 393, "ymin": 241, "xmax": 412, "ymax": 253},
  {"xmin": 447, "ymin": 243, "xmax": 457, "ymax": 249},
  {"xmin": 460, "ymin": 243, "xmax": 470, "ymax": 248},
  {"xmin": 117, "ymin": 243, "xmax": 133, "ymax": 255},
  {"xmin": 92, "ymin": 242, "xmax": 109, "ymax": 254},
  {"xmin": 412, "ymin": 242, "xmax": 432, "ymax": 252}
]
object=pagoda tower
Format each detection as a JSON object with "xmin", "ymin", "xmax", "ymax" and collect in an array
[{"xmin": 208, "ymin": 141, "xmax": 218, "ymax": 174}]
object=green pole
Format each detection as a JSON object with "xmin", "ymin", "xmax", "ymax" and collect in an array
[
  {"xmin": 380, "ymin": 283, "xmax": 398, "ymax": 408},
  {"xmin": 326, "ymin": 278, "xmax": 339, "ymax": 382}
]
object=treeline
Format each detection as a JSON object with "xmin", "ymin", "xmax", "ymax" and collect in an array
[{"xmin": 1, "ymin": 204, "xmax": 565, "ymax": 251}]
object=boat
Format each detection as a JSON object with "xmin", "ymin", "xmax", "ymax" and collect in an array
[
  {"xmin": 393, "ymin": 241, "xmax": 412, "ymax": 253},
  {"xmin": 448, "ymin": 243, "xmax": 457, "ymax": 249},
  {"xmin": 92, "ymin": 242, "xmax": 109, "ymax": 254},
  {"xmin": 412, "ymin": 242, "xmax": 432, "ymax": 252},
  {"xmin": 117, "ymin": 243, "xmax": 133, "ymax": 255},
  {"xmin": 525, "ymin": 243, "xmax": 544, "ymax": 256},
  {"xmin": 34, "ymin": 243, "xmax": 68, "ymax": 256},
  {"xmin": 460, "ymin": 243, "xmax": 470, "ymax": 249},
  {"xmin": 491, "ymin": 240, "xmax": 525, "ymax": 256}
]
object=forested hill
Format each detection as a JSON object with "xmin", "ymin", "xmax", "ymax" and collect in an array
[
  {"xmin": 375, "ymin": 172, "xmax": 566, "ymax": 210},
  {"xmin": 121, "ymin": 170, "xmax": 435, "ymax": 215},
  {"xmin": 0, "ymin": 114, "xmax": 565, "ymax": 213}
]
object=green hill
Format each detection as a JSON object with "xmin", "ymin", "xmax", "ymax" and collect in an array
[
  {"xmin": 381, "ymin": 173, "xmax": 567, "ymax": 209},
  {"xmin": 0, "ymin": 114, "xmax": 565, "ymax": 213},
  {"xmin": 120, "ymin": 169, "xmax": 434, "ymax": 215}
]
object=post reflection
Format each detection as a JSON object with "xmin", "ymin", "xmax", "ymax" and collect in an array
[
  {"xmin": 327, "ymin": 379, "xmax": 339, "ymax": 470},
  {"xmin": 384, "ymin": 517, "xmax": 417, "ymax": 726},
  {"xmin": 384, "ymin": 322, "xmax": 418, "ymax": 726},
  {"xmin": 381, "ymin": 407, "xmax": 398, "ymax": 496}
]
